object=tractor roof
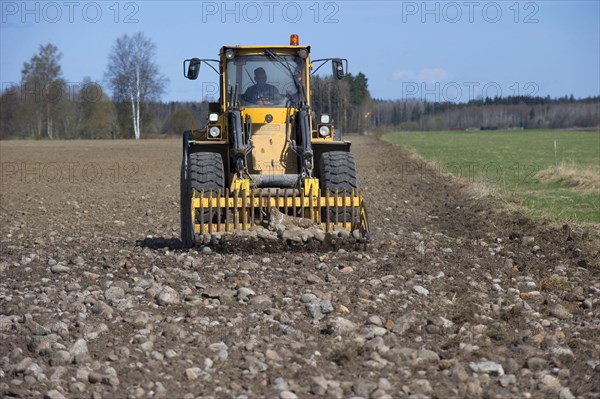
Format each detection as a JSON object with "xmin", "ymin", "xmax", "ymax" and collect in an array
[{"xmin": 221, "ymin": 45, "xmax": 310, "ymax": 53}]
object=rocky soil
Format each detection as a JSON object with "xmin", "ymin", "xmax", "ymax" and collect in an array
[{"xmin": 0, "ymin": 136, "xmax": 598, "ymax": 399}]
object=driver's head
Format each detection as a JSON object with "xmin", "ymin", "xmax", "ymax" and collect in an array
[{"xmin": 254, "ymin": 67, "xmax": 267, "ymax": 84}]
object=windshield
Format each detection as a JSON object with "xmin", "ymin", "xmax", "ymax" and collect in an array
[{"xmin": 226, "ymin": 54, "xmax": 306, "ymax": 108}]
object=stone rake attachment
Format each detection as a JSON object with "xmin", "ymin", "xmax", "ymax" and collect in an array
[{"xmin": 190, "ymin": 188, "xmax": 370, "ymax": 242}]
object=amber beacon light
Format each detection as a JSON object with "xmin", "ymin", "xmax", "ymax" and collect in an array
[{"xmin": 290, "ymin": 34, "xmax": 299, "ymax": 45}]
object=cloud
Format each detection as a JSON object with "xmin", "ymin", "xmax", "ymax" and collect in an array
[
  {"xmin": 392, "ymin": 70, "xmax": 413, "ymax": 80},
  {"xmin": 392, "ymin": 67, "xmax": 452, "ymax": 84}
]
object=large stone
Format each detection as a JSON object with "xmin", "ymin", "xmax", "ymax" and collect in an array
[
  {"xmin": 44, "ymin": 389, "xmax": 66, "ymax": 399},
  {"xmin": 392, "ymin": 313, "xmax": 416, "ymax": 335},
  {"xmin": 353, "ymin": 380, "xmax": 378, "ymax": 396},
  {"xmin": 310, "ymin": 376, "xmax": 328, "ymax": 395},
  {"xmin": 539, "ymin": 374, "xmax": 561, "ymax": 392},
  {"xmin": 330, "ymin": 317, "xmax": 358, "ymax": 334},
  {"xmin": 50, "ymin": 350, "xmax": 72, "ymax": 366},
  {"xmin": 408, "ymin": 379, "xmax": 433, "ymax": 395},
  {"xmin": 416, "ymin": 348, "xmax": 440, "ymax": 363},
  {"xmin": 549, "ymin": 304, "xmax": 573, "ymax": 320},
  {"xmin": 249, "ymin": 294, "xmax": 272, "ymax": 310},
  {"xmin": 13, "ymin": 357, "xmax": 33, "ymax": 373},
  {"xmin": 412, "ymin": 285, "xmax": 429, "ymax": 296},
  {"xmin": 185, "ymin": 367, "xmax": 201, "ymax": 381},
  {"xmin": 92, "ymin": 301, "xmax": 113, "ymax": 318},
  {"xmin": 50, "ymin": 264, "xmax": 70, "ymax": 274},
  {"xmin": 469, "ymin": 360, "xmax": 504, "ymax": 376},
  {"xmin": 237, "ymin": 287, "xmax": 256, "ymax": 299},
  {"xmin": 104, "ymin": 286, "xmax": 126, "ymax": 302},
  {"xmin": 69, "ymin": 339, "xmax": 88, "ymax": 358},
  {"xmin": 157, "ymin": 286, "xmax": 180, "ymax": 306}
]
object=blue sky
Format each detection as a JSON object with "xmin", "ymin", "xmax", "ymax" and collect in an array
[{"xmin": 1, "ymin": 1, "xmax": 599, "ymax": 102}]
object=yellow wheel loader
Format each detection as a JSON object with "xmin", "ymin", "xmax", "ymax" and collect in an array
[{"xmin": 180, "ymin": 34, "xmax": 370, "ymax": 247}]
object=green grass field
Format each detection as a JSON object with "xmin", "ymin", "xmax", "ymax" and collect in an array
[{"xmin": 383, "ymin": 130, "xmax": 600, "ymax": 224}]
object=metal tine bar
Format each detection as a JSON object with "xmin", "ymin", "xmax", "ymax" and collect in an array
[
  {"xmin": 233, "ymin": 189, "xmax": 238, "ymax": 231},
  {"xmin": 309, "ymin": 187, "xmax": 314, "ymax": 223},
  {"xmin": 264, "ymin": 190, "xmax": 268, "ymax": 220},
  {"xmin": 300, "ymin": 186, "xmax": 305, "ymax": 219},
  {"xmin": 225, "ymin": 189, "xmax": 230, "ymax": 233},
  {"xmin": 316, "ymin": 188, "xmax": 320, "ymax": 224},
  {"xmin": 292, "ymin": 188, "xmax": 297, "ymax": 217},
  {"xmin": 258, "ymin": 190, "xmax": 263, "ymax": 222},
  {"xmin": 242, "ymin": 189, "xmax": 247, "ymax": 231},
  {"xmin": 276, "ymin": 189, "xmax": 280, "ymax": 216},
  {"xmin": 351, "ymin": 188, "xmax": 356, "ymax": 231},
  {"xmin": 250, "ymin": 189, "xmax": 255, "ymax": 229},
  {"xmin": 334, "ymin": 189, "xmax": 339, "ymax": 227},
  {"xmin": 343, "ymin": 188, "xmax": 347, "ymax": 231},
  {"xmin": 199, "ymin": 189, "xmax": 204, "ymax": 234},
  {"xmin": 208, "ymin": 190, "xmax": 213, "ymax": 235},
  {"xmin": 284, "ymin": 189, "xmax": 288, "ymax": 215},
  {"xmin": 217, "ymin": 189, "xmax": 221, "ymax": 232},
  {"xmin": 325, "ymin": 189, "xmax": 330, "ymax": 232},
  {"xmin": 265, "ymin": 190, "xmax": 271, "ymax": 219}
]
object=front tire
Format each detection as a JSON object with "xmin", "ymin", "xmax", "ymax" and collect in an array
[
  {"xmin": 318, "ymin": 151, "xmax": 359, "ymax": 223},
  {"xmin": 180, "ymin": 152, "xmax": 225, "ymax": 248}
]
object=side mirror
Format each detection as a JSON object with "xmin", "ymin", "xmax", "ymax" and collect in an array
[
  {"xmin": 184, "ymin": 58, "xmax": 201, "ymax": 80},
  {"xmin": 332, "ymin": 58, "xmax": 344, "ymax": 80}
]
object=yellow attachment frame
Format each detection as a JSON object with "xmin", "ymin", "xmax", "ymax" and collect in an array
[{"xmin": 190, "ymin": 186, "xmax": 370, "ymax": 239}]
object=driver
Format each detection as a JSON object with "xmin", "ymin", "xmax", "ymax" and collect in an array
[{"xmin": 243, "ymin": 67, "xmax": 280, "ymax": 104}]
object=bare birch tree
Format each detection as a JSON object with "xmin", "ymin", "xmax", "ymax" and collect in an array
[{"xmin": 105, "ymin": 32, "xmax": 167, "ymax": 139}]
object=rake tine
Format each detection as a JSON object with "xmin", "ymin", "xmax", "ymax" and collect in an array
[
  {"xmin": 199, "ymin": 189, "xmax": 204, "ymax": 235},
  {"xmin": 208, "ymin": 190, "xmax": 213, "ymax": 235},
  {"xmin": 225, "ymin": 188, "xmax": 229, "ymax": 232},
  {"xmin": 233, "ymin": 189, "xmax": 238, "ymax": 231},
  {"xmin": 325, "ymin": 189, "xmax": 330, "ymax": 232},
  {"xmin": 334, "ymin": 189, "xmax": 339, "ymax": 227},
  {"xmin": 250, "ymin": 189, "xmax": 255, "ymax": 228},
  {"xmin": 293, "ymin": 188, "xmax": 297, "ymax": 217},
  {"xmin": 309, "ymin": 187, "xmax": 314, "ymax": 223},
  {"xmin": 300, "ymin": 186, "xmax": 305, "ymax": 219},
  {"xmin": 276, "ymin": 188, "xmax": 280, "ymax": 212},
  {"xmin": 351, "ymin": 188, "xmax": 356, "ymax": 231},
  {"xmin": 343, "ymin": 188, "xmax": 347, "ymax": 230},
  {"xmin": 242, "ymin": 189, "xmax": 247, "ymax": 231},
  {"xmin": 217, "ymin": 189, "xmax": 221, "ymax": 232}
]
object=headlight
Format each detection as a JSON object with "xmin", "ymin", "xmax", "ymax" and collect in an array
[
  {"xmin": 319, "ymin": 125, "xmax": 330, "ymax": 137},
  {"xmin": 208, "ymin": 126, "xmax": 220, "ymax": 138},
  {"xmin": 225, "ymin": 49, "xmax": 235, "ymax": 59},
  {"xmin": 208, "ymin": 113, "xmax": 219, "ymax": 122},
  {"xmin": 320, "ymin": 114, "xmax": 330, "ymax": 124}
]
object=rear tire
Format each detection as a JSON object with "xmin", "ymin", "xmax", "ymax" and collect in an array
[
  {"xmin": 318, "ymin": 151, "xmax": 359, "ymax": 223},
  {"xmin": 180, "ymin": 152, "xmax": 225, "ymax": 247}
]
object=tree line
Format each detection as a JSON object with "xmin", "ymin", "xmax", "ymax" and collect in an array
[
  {"xmin": 372, "ymin": 95, "xmax": 600, "ymax": 132},
  {"xmin": 1, "ymin": 37, "xmax": 598, "ymax": 139}
]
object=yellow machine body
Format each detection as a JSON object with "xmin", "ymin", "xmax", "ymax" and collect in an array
[{"xmin": 180, "ymin": 36, "xmax": 369, "ymax": 245}]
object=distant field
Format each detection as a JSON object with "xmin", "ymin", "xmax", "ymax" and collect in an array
[{"xmin": 383, "ymin": 130, "xmax": 600, "ymax": 224}]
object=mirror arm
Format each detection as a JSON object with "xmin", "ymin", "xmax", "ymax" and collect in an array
[
  {"xmin": 310, "ymin": 60, "xmax": 329, "ymax": 75},
  {"xmin": 310, "ymin": 58, "xmax": 349, "ymax": 77},
  {"xmin": 202, "ymin": 59, "xmax": 220, "ymax": 75}
]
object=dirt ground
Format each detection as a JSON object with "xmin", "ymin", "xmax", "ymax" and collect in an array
[{"xmin": 1, "ymin": 135, "xmax": 598, "ymax": 399}]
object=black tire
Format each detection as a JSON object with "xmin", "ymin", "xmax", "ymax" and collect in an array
[
  {"xmin": 189, "ymin": 152, "xmax": 225, "ymax": 223},
  {"xmin": 180, "ymin": 152, "xmax": 225, "ymax": 247},
  {"xmin": 180, "ymin": 158, "xmax": 193, "ymax": 248},
  {"xmin": 318, "ymin": 151, "xmax": 359, "ymax": 223}
]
